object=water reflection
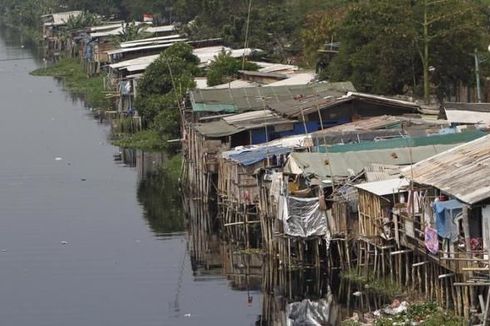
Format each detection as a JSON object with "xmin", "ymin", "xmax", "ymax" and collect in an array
[{"xmin": 120, "ymin": 149, "xmax": 185, "ymax": 236}]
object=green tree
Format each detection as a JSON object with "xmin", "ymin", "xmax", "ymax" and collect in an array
[
  {"xmin": 135, "ymin": 42, "xmax": 199, "ymax": 147},
  {"xmin": 206, "ymin": 50, "xmax": 258, "ymax": 86},
  {"xmin": 327, "ymin": 0, "xmax": 487, "ymax": 99}
]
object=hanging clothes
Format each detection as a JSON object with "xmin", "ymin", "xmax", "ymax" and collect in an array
[
  {"xmin": 424, "ymin": 226, "xmax": 439, "ymax": 254},
  {"xmin": 433, "ymin": 199, "xmax": 463, "ymax": 242}
]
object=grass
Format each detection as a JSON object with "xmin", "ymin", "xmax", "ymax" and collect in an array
[
  {"xmin": 341, "ymin": 269, "xmax": 402, "ymax": 298},
  {"xmin": 31, "ymin": 58, "xmax": 110, "ymax": 109},
  {"xmin": 374, "ymin": 302, "xmax": 462, "ymax": 325},
  {"xmin": 112, "ymin": 129, "xmax": 168, "ymax": 152}
]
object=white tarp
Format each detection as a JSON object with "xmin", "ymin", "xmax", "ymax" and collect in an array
[
  {"xmin": 283, "ymin": 196, "xmax": 328, "ymax": 238},
  {"xmin": 286, "ymin": 297, "xmax": 338, "ymax": 326}
]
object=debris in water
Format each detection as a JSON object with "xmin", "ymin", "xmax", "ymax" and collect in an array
[
  {"xmin": 353, "ymin": 291, "xmax": 362, "ymax": 297},
  {"xmin": 184, "ymin": 313, "xmax": 191, "ymax": 318},
  {"xmin": 55, "ymin": 157, "xmax": 63, "ymax": 161},
  {"xmin": 60, "ymin": 241, "xmax": 68, "ymax": 245},
  {"xmin": 1, "ymin": 249, "xmax": 6, "ymax": 252},
  {"xmin": 81, "ymin": 178, "xmax": 87, "ymax": 181}
]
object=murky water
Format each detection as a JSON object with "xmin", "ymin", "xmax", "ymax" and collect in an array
[{"xmin": 0, "ymin": 27, "xmax": 261, "ymax": 326}]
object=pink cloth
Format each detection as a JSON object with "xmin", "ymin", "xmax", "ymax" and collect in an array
[{"xmin": 425, "ymin": 226, "xmax": 439, "ymax": 254}]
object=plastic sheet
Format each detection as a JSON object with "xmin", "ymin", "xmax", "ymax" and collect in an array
[
  {"xmin": 287, "ymin": 298, "xmax": 338, "ymax": 326},
  {"xmin": 283, "ymin": 196, "xmax": 328, "ymax": 238}
]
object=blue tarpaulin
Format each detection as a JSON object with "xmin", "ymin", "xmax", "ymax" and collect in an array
[
  {"xmin": 226, "ymin": 146, "xmax": 292, "ymax": 166},
  {"xmin": 433, "ymin": 199, "xmax": 463, "ymax": 241}
]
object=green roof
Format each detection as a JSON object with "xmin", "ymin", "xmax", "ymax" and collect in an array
[{"xmin": 317, "ymin": 130, "xmax": 486, "ymax": 153}]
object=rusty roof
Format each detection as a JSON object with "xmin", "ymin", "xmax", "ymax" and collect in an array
[{"xmin": 401, "ymin": 134, "xmax": 490, "ymax": 204}]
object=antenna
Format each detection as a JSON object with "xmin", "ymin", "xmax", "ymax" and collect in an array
[{"xmin": 242, "ymin": 0, "xmax": 253, "ymax": 70}]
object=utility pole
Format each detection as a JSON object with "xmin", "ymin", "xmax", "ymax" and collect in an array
[
  {"xmin": 474, "ymin": 49, "xmax": 482, "ymax": 103},
  {"xmin": 423, "ymin": 0, "xmax": 430, "ymax": 104}
]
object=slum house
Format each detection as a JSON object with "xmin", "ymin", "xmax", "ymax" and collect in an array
[
  {"xmin": 181, "ymin": 84, "xmax": 341, "ymax": 253},
  {"xmin": 106, "ymin": 37, "xmax": 223, "ymax": 63},
  {"xmin": 83, "ymin": 24, "xmax": 179, "ymax": 75},
  {"xmin": 106, "ymin": 46, "xmax": 258, "ymax": 113},
  {"xmin": 394, "ymin": 134, "xmax": 490, "ymax": 318},
  {"xmin": 217, "ymin": 134, "xmax": 313, "ymax": 252},
  {"xmin": 181, "ymin": 83, "xmax": 355, "ymax": 225},
  {"xmin": 279, "ymin": 131, "xmax": 484, "ymax": 270},
  {"xmin": 253, "ymin": 116, "xmax": 436, "ymax": 268},
  {"xmin": 182, "ymin": 83, "xmax": 434, "ymax": 265},
  {"xmin": 41, "ymin": 11, "xmax": 83, "ymax": 55},
  {"xmin": 267, "ymin": 91, "xmax": 427, "ymax": 133}
]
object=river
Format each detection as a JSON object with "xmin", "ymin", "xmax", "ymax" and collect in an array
[{"xmin": 0, "ymin": 27, "xmax": 262, "ymax": 326}]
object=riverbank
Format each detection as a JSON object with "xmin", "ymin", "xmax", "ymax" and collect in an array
[
  {"xmin": 31, "ymin": 58, "xmax": 175, "ymax": 153},
  {"xmin": 31, "ymin": 58, "xmax": 110, "ymax": 109}
]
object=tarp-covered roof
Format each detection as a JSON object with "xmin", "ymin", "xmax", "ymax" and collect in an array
[
  {"xmin": 223, "ymin": 146, "xmax": 292, "ymax": 166},
  {"xmin": 285, "ymin": 144, "xmax": 461, "ymax": 178},
  {"xmin": 401, "ymin": 134, "xmax": 490, "ymax": 205}
]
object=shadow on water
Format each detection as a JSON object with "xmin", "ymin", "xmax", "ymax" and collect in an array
[{"xmin": 115, "ymin": 149, "xmax": 185, "ymax": 236}]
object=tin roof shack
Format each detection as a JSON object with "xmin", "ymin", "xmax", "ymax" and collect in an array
[
  {"xmin": 218, "ymin": 143, "xmax": 302, "ymax": 249},
  {"xmin": 41, "ymin": 11, "xmax": 83, "ymax": 54},
  {"xmin": 268, "ymin": 91, "xmax": 425, "ymax": 132},
  {"xmin": 218, "ymin": 135, "xmax": 313, "ymax": 250},
  {"xmin": 83, "ymin": 24, "xmax": 180, "ymax": 74},
  {"xmin": 391, "ymin": 134, "xmax": 490, "ymax": 318},
  {"xmin": 188, "ymin": 82, "xmax": 355, "ymax": 125},
  {"xmin": 282, "ymin": 133, "xmax": 477, "ymax": 250},
  {"xmin": 399, "ymin": 135, "xmax": 490, "ymax": 272}
]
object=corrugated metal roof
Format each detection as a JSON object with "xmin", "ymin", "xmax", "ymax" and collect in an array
[
  {"xmin": 109, "ymin": 54, "xmax": 160, "ymax": 70},
  {"xmin": 238, "ymin": 70, "xmax": 288, "ymax": 79},
  {"xmin": 401, "ymin": 134, "xmax": 490, "ymax": 205},
  {"xmin": 190, "ymin": 82, "xmax": 355, "ymax": 113},
  {"xmin": 355, "ymin": 178, "xmax": 410, "ymax": 196},
  {"xmin": 106, "ymin": 39, "xmax": 187, "ymax": 55},
  {"xmin": 42, "ymin": 11, "xmax": 82, "ymax": 26},
  {"xmin": 285, "ymin": 144, "xmax": 461, "ymax": 178},
  {"xmin": 364, "ymin": 163, "xmax": 402, "ymax": 182},
  {"xmin": 194, "ymin": 110, "xmax": 292, "ymax": 137},
  {"xmin": 444, "ymin": 103, "xmax": 490, "ymax": 112},
  {"xmin": 321, "ymin": 130, "xmax": 486, "ymax": 153},
  {"xmin": 444, "ymin": 109, "xmax": 490, "ymax": 125},
  {"xmin": 264, "ymin": 72, "xmax": 316, "ymax": 87},
  {"xmin": 269, "ymin": 91, "xmax": 422, "ymax": 118},
  {"xmin": 314, "ymin": 115, "xmax": 401, "ymax": 133},
  {"xmin": 120, "ymin": 34, "xmax": 182, "ymax": 48},
  {"xmin": 145, "ymin": 25, "xmax": 176, "ymax": 33}
]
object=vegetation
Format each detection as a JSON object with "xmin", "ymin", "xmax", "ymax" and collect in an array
[
  {"xmin": 30, "ymin": 58, "xmax": 110, "ymax": 108},
  {"xmin": 342, "ymin": 269, "xmax": 402, "ymax": 298},
  {"xmin": 136, "ymin": 154, "xmax": 184, "ymax": 235},
  {"xmin": 132, "ymin": 42, "xmax": 199, "ymax": 152},
  {"xmin": 111, "ymin": 21, "xmax": 151, "ymax": 45},
  {"xmin": 341, "ymin": 302, "xmax": 462, "ymax": 325},
  {"xmin": 206, "ymin": 50, "xmax": 258, "ymax": 86},
  {"xmin": 112, "ymin": 129, "xmax": 167, "ymax": 151}
]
